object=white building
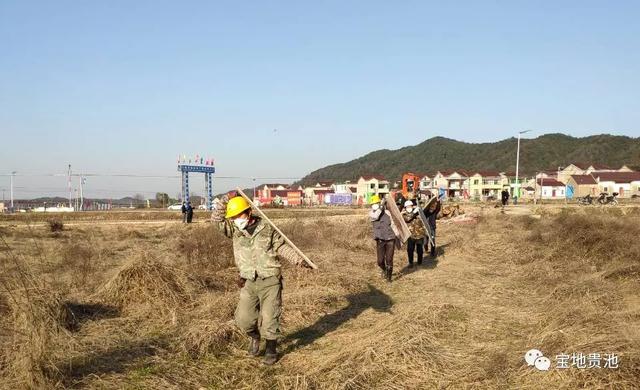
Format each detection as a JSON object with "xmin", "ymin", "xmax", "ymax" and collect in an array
[
  {"xmin": 536, "ymin": 178, "xmax": 566, "ymax": 199},
  {"xmin": 356, "ymin": 176, "xmax": 390, "ymax": 204},
  {"xmin": 593, "ymin": 172, "xmax": 640, "ymax": 198}
]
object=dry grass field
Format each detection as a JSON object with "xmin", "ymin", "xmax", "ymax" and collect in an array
[{"xmin": 0, "ymin": 206, "xmax": 639, "ymax": 389}]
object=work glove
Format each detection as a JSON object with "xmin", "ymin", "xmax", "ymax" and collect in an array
[
  {"xmin": 277, "ymin": 245, "xmax": 307, "ymax": 267},
  {"xmin": 211, "ymin": 197, "xmax": 228, "ymax": 222},
  {"xmin": 237, "ymin": 276, "xmax": 246, "ymax": 289}
]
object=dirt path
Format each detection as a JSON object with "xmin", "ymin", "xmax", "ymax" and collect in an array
[{"xmin": 271, "ymin": 222, "xmax": 541, "ymax": 388}]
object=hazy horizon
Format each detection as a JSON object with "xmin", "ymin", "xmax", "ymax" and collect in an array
[{"xmin": 2, "ymin": 132, "xmax": 638, "ymax": 201}]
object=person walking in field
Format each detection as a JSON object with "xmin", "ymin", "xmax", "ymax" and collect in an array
[
  {"xmin": 501, "ymin": 189, "xmax": 509, "ymax": 207},
  {"xmin": 211, "ymin": 195, "xmax": 307, "ymax": 365},
  {"xmin": 422, "ymin": 196, "xmax": 441, "ymax": 258},
  {"xmin": 369, "ymin": 194, "xmax": 398, "ymax": 282},
  {"xmin": 401, "ymin": 200, "xmax": 426, "ymax": 267},
  {"xmin": 186, "ymin": 201, "xmax": 194, "ymax": 223},
  {"xmin": 181, "ymin": 201, "xmax": 187, "ymax": 223}
]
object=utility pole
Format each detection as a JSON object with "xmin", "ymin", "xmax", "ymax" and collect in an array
[
  {"xmin": 10, "ymin": 171, "xmax": 16, "ymax": 210},
  {"xmin": 515, "ymin": 130, "xmax": 532, "ymax": 203},
  {"xmin": 79, "ymin": 175, "xmax": 85, "ymax": 211},
  {"xmin": 68, "ymin": 164, "xmax": 72, "ymax": 208}
]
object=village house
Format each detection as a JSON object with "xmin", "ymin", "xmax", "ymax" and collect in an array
[
  {"xmin": 433, "ymin": 170, "xmax": 469, "ymax": 199},
  {"xmin": 301, "ymin": 181, "xmax": 336, "ymax": 205},
  {"xmin": 256, "ymin": 183, "xmax": 287, "ymax": 205},
  {"xmin": 356, "ymin": 175, "xmax": 389, "ymax": 205},
  {"xmin": 592, "ymin": 171, "xmax": 640, "ymax": 198},
  {"xmin": 303, "ymin": 181, "xmax": 335, "ymax": 199},
  {"xmin": 536, "ymin": 178, "xmax": 566, "ymax": 199},
  {"xmin": 333, "ymin": 181, "xmax": 358, "ymax": 203},
  {"xmin": 565, "ymin": 175, "xmax": 598, "ymax": 198},
  {"xmin": 419, "ymin": 174, "xmax": 436, "ymax": 194},
  {"xmin": 256, "ymin": 184, "xmax": 303, "ymax": 206},
  {"xmin": 468, "ymin": 171, "xmax": 505, "ymax": 200},
  {"xmin": 309, "ymin": 189, "xmax": 333, "ymax": 205},
  {"xmin": 334, "ymin": 181, "xmax": 357, "ymax": 194},
  {"xmin": 521, "ymin": 186, "xmax": 536, "ymax": 199},
  {"xmin": 501, "ymin": 172, "xmax": 531, "ymax": 199},
  {"xmin": 557, "ymin": 163, "xmax": 631, "ymax": 183}
]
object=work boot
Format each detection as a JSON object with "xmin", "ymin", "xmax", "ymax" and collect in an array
[
  {"xmin": 380, "ymin": 267, "xmax": 386, "ymax": 280},
  {"xmin": 386, "ymin": 268, "xmax": 392, "ymax": 283},
  {"xmin": 248, "ymin": 332, "xmax": 260, "ymax": 356},
  {"xmin": 263, "ymin": 339, "xmax": 278, "ymax": 365},
  {"xmin": 408, "ymin": 262, "xmax": 414, "ymax": 269}
]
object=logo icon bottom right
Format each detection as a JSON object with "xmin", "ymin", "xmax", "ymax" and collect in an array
[{"xmin": 525, "ymin": 349, "xmax": 551, "ymax": 371}]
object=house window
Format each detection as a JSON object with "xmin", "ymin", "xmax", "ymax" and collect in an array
[
  {"xmin": 473, "ymin": 179, "xmax": 479, "ymax": 185},
  {"xmin": 370, "ymin": 184, "xmax": 375, "ymax": 189}
]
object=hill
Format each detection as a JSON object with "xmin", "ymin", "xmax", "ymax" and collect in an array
[{"xmin": 299, "ymin": 133, "xmax": 640, "ymax": 183}]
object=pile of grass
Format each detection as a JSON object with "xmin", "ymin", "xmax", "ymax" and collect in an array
[{"xmin": 99, "ymin": 254, "xmax": 196, "ymax": 316}]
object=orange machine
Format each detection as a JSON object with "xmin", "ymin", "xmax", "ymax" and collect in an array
[
  {"xmin": 401, "ymin": 172, "xmax": 421, "ymax": 197},
  {"xmin": 390, "ymin": 172, "xmax": 423, "ymax": 204}
]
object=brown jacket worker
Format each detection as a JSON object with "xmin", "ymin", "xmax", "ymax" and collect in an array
[
  {"xmin": 369, "ymin": 195, "xmax": 398, "ymax": 282},
  {"xmin": 212, "ymin": 196, "xmax": 306, "ymax": 365},
  {"xmin": 422, "ymin": 197, "xmax": 441, "ymax": 258},
  {"xmin": 401, "ymin": 200, "xmax": 426, "ymax": 267}
]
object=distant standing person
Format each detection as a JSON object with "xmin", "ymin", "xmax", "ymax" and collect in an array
[
  {"xmin": 401, "ymin": 200, "xmax": 426, "ymax": 267},
  {"xmin": 369, "ymin": 195, "xmax": 398, "ymax": 282},
  {"xmin": 181, "ymin": 202, "xmax": 187, "ymax": 223},
  {"xmin": 423, "ymin": 197, "xmax": 441, "ymax": 258},
  {"xmin": 501, "ymin": 189, "xmax": 510, "ymax": 206},
  {"xmin": 186, "ymin": 202, "xmax": 194, "ymax": 223}
]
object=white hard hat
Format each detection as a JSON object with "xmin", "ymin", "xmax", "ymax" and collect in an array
[{"xmin": 404, "ymin": 200, "xmax": 414, "ymax": 208}]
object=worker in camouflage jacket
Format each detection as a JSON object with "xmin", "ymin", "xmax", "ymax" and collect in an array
[
  {"xmin": 211, "ymin": 195, "xmax": 306, "ymax": 365},
  {"xmin": 401, "ymin": 200, "xmax": 426, "ymax": 267}
]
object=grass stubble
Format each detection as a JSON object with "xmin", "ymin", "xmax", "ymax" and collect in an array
[{"xmin": 0, "ymin": 206, "xmax": 638, "ymax": 389}]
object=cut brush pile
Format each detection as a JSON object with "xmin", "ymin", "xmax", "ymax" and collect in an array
[{"xmin": 99, "ymin": 254, "xmax": 197, "ymax": 315}]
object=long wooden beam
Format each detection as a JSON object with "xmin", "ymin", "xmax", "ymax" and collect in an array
[{"xmin": 236, "ymin": 188, "xmax": 318, "ymax": 270}]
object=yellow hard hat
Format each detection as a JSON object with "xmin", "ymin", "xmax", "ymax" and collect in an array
[
  {"xmin": 370, "ymin": 194, "xmax": 381, "ymax": 204},
  {"xmin": 225, "ymin": 196, "xmax": 251, "ymax": 218}
]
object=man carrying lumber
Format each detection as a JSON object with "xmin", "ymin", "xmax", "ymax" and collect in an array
[
  {"xmin": 401, "ymin": 200, "xmax": 426, "ymax": 267},
  {"xmin": 369, "ymin": 195, "xmax": 398, "ymax": 282},
  {"xmin": 422, "ymin": 197, "xmax": 441, "ymax": 258},
  {"xmin": 211, "ymin": 195, "xmax": 307, "ymax": 365}
]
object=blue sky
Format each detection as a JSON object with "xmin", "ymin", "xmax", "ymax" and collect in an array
[{"xmin": 1, "ymin": 1, "xmax": 639, "ymax": 199}]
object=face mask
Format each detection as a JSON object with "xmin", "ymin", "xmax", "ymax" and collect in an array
[
  {"xmin": 371, "ymin": 204, "xmax": 380, "ymax": 211},
  {"xmin": 234, "ymin": 217, "xmax": 249, "ymax": 230}
]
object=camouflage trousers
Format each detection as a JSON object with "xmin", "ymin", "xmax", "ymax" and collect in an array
[{"xmin": 235, "ymin": 275, "xmax": 283, "ymax": 340}]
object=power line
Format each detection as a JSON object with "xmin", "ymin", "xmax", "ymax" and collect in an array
[{"xmin": 2, "ymin": 172, "xmax": 301, "ymax": 180}]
